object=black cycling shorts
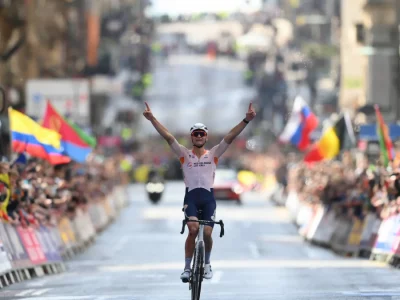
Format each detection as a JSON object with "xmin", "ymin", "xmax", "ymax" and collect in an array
[{"xmin": 184, "ymin": 188, "xmax": 216, "ymax": 227}]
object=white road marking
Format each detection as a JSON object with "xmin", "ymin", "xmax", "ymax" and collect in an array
[
  {"xmin": 16, "ymin": 289, "xmax": 35, "ymax": 296},
  {"xmin": 248, "ymin": 242, "xmax": 261, "ymax": 259},
  {"xmin": 26, "ymin": 279, "xmax": 49, "ymax": 287},
  {"xmin": 19, "ymin": 297, "xmax": 93, "ymax": 300},
  {"xmin": 32, "ymin": 288, "xmax": 51, "ymax": 296},
  {"xmin": 210, "ymin": 271, "xmax": 223, "ymax": 284},
  {"xmin": 142, "ymin": 207, "xmax": 290, "ymax": 222},
  {"xmin": 19, "ymin": 296, "xmax": 135, "ymax": 300},
  {"xmin": 98, "ymin": 259, "xmax": 387, "ymax": 272},
  {"xmin": 342, "ymin": 291, "xmax": 400, "ymax": 296}
]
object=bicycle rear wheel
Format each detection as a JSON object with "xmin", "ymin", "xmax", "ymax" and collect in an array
[{"xmin": 191, "ymin": 242, "xmax": 204, "ymax": 300}]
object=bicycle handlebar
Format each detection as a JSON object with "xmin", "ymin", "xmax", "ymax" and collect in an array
[{"xmin": 180, "ymin": 218, "xmax": 225, "ymax": 238}]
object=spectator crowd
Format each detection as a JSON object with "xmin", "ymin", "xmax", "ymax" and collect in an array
[
  {"xmin": 0, "ymin": 151, "xmax": 125, "ymax": 229},
  {"xmin": 283, "ymin": 152, "xmax": 400, "ymax": 222}
]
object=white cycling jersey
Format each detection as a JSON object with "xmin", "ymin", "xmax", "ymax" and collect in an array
[{"xmin": 170, "ymin": 138, "xmax": 230, "ymax": 192}]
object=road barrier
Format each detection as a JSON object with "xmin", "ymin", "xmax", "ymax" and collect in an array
[
  {"xmin": 270, "ymin": 184, "xmax": 400, "ymax": 268},
  {"xmin": 0, "ymin": 185, "xmax": 129, "ymax": 289}
]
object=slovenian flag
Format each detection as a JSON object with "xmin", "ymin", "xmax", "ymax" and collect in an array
[
  {"xmin": 279, "ymin": 96, "xmax": 319, "ymax": 151},
  {"xmin": 375, "ymin": 105, "xmax": 395, "ymax": 167},
  {"xmin": 42, "ymin": 101, "xmax": 96, "ymax": 163}
]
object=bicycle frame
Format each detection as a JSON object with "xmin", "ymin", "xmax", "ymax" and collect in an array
[
  {"xmin": 197, "ymin": 223, "xmax": 205, "ymax": 244},
  {"xmin": 180, "ymin": 218, "xmax": 224, "ymax": 300}
]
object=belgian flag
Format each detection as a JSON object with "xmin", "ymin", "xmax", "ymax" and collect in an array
[{"xmin": 304, "ymin": 113, "xmax": 355, "ymax": 163}]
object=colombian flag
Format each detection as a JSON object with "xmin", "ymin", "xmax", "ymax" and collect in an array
[
  {"xmin": 9, "ymin": 108, "xmax": 71, "ymax": 165},
  {"xmin": 375, "ymin": 105, "xmax": 394, "ymax": 167},
  {"xmin": 42, "ymin": 101, "xmax": 96, "ymax": 163},
  {"xmin": 304, "ymin": 115, "xmax": 353, "ymax": 163}
]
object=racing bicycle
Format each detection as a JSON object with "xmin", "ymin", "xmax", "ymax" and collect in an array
[{"xmin": 180, "ymin": 209, "xmax": 225, "ymax": 300}]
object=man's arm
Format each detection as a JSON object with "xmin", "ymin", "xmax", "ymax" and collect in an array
[
  {"xmin": 149, "ymin": 117, "xmax": 175, "ymax": 145},
  {"xmin": 143, "ymin": 102, "xmax": 175, "ymax": 145},
  {"xmin": 223, "ymin": 102, "xmax": 256, "ymax": 144},
  {"xmin": 223, "ymin": 120, "xmax": 249, "ymax": 144}
]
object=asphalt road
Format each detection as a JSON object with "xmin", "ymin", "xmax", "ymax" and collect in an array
[{"xmin": 2, "ymin": 182, "xmax": 400, "ymax": 300}]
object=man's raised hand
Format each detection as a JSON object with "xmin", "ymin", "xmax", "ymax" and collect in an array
[
  {"xmin": 245, "ymin": 102, "xmax": 256, "ymax": 121},
  {"xmin": 143, "ymin": 102, "xmax": 154, "ymax": 120}
]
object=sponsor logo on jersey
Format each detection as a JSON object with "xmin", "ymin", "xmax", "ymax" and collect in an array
[{"xmin": 193, "ymin": 162, "xmax": 212, "ymax": 167}]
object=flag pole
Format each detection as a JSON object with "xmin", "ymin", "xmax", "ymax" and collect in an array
[
  {"xmin": 6, "ymin": 107, "xmax": 14, "ymax": 164},
  {"xmin": 343, "ymin": 110, "xmax": 356, "ymax": 145}
]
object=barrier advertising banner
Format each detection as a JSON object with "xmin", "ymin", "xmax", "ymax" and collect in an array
[
  {"xmin": 330, "ymin": 217, "xmax": 353, "ymax": 250},
  {"xmin": 359, "ymin": 214, "xmax": 377, "ymax": 250},
  {"xmin": 2, "ymin": 224, "xmax": 30, "ymax": 268},
  {"xmin": 0, "ymin": 227, "xmax": 12, "ymax": 273},
  {"xmin": 373, "ymin": 215, "xmax": 400, "ymax": 254},
  {"xmin": 50, "ymin": 227, "xmax": 65, "ymax": 255},
  {"xmin": 390, "ymin": 215, "xmax": 400, "ymax": 256},
  {"xmin": 0, "ymin": 223, "xmax": 17, "ymax": 264},
  {"xmin": 315, "ymin": 209, "xmax": 338, "ymax": 245},
  {"xmin": 16, "ymin": 226, "xmax": 47, "ymax": 265},
  {"xmin": 306, "ymin": 205, "xmax": 325, "ymax": 241},
  {"xmin": 346, "ymin": 218, "xmax": 364, "ymax": 252},
  {"xmin": 36, "ymin": 226, "xmax": 62, "ymax": 262},
  {"xmin": 58, "ymin": 217, "xmax": 77, "ymax": 252}
]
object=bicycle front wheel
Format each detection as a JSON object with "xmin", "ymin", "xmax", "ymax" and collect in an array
[{"xmin": 191, "ymin": 242, "xmax": 204, "ymax": 300}]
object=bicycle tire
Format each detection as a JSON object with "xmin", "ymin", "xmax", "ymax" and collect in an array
[
  {"xmin": 191, "ymin": 249, "xmax": 197, "ymax": 300},
  {"xmin": 191, "ymin": 241, "xmax": 205, "ymax": 300},
  {"xmin": 197, "ymin": 244, "xmax": 204, "ymax": 300}
]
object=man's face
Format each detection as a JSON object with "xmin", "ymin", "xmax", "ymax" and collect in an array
[{"xmin": 191, "ymin": 130, "xmax": 207, "ymax": 148}]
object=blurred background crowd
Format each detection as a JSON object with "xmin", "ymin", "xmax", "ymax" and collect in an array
[{"xmin": 0, "ymin": 0, "xmax": 399, "ymax": 223}]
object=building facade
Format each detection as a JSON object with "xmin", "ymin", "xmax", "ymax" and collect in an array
[
  {"xmin": 339, "ymin": 0, "xmax": 368, "ymax": 113},
  {"xmin": 340, "ymin": 0, "xmax": 400, "ymax": 123}
]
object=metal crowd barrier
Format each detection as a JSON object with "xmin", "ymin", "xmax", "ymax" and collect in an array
[
  {"xmin": 0, "ymin": 185, "xmax": 129, "ymax": 289},
  {"xmin": 270, "ymin": 184, "xmax": 400, "ymax": 268}
]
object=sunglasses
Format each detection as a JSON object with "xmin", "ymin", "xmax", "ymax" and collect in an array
[{"xmin": 191, "ymin": 131, "xmax": 207, "ymax": 137}]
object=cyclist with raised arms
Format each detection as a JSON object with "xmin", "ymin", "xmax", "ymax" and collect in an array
[{"xmin": 143, "ymin": 101, "xmax": 256, "ymax": 282}]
